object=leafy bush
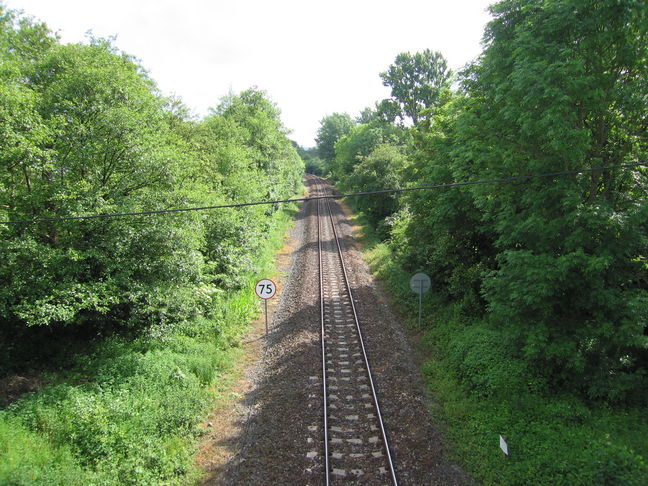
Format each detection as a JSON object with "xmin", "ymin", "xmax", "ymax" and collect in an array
[
  {"xmin": 422, "ymin": 334, "xmax": 648, "ymax": 486},
  {"xmin": 443, "ymin": 324, "xmax": 534, "ymax": 398},
  {"xmin": 0, "ymin": 415, "xmax": 89, "ymax": 486},
  {"xmin": 0, "ymin": 5, "xmax": 304, "ymax": 485},
  {"xmin": 341, "ymin": 144, "xmax": 409, "ymax": 230}
]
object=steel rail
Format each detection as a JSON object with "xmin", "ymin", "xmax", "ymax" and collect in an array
[
  {"xmin": 315, "ymin": 177, "xmax": 331, "ymax": 486},
  {"xmin": 317, "ymin": 176, "xmax": 399, "ymax": 486}
]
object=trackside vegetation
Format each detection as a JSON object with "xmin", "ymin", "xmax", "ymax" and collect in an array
[
  {"xmin": 316, "ymin": 0, "xmax": 647, "ymax": 484},
  {"xmin": 0, "ymin": 4, "xmax": 303, "ymax": 485}
]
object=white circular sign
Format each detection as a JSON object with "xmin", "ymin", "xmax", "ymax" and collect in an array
[
  {"xmin": 410, "ymin": 273, "xmax": 431, "ymax": 295},
  {"xmin": 255, "ymin": 279, "xmax": 277, "ymax": 299}
]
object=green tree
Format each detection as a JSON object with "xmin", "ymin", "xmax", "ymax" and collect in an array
[
  {"xmin": 0, "ymin": 36, "xmax": 205, "ymax": 329},
  {"xmin": 379, "ymin": 49, "xmax": 452, "ymax": 125},
  {"xmin": 460, "ymin": 0, "xmax": 647, "ymax": 396},
  {"xmin": 391, "ymin": 95, "xmax": 497, "ymax": 315},
  {"xmin": 332, "ymin": 122, "xmax": 410, "ymax": 182},
  {"xmin": 343, "ymin": 144, "xmax": 409, "ymax": 231},
  {"xmin": 293, "ymin": 141, "xmax": 324, "ymax": 175},
  {"xmin": 195, "ymin": 89, "xmax": 303, "ymax": 288},
  {"xmin": 213, "ymin": 88, "xmax": 303, "ymax": 202},
  {"xmin": 315, "ymin": 112, "xmax": 354, "ymax": 162},
  {"xmin": 387, "ymin": 0, "xmax": 646, "ymax": 400}
]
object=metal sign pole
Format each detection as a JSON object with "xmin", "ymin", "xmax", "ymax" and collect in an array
[
  {"xmin": 418, "ymin": 282, "xmax": 423, "ymax": 328},
  {"xmin": 255, "ymin": 278, "xmax": 276, "ymax": 339},
  {"xmin": 410, "ymin": 273, "xmax": 431, "ymax": 330}
]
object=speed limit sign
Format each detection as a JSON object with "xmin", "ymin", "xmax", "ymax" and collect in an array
[
  {"xmin": 256, "ymin": 279, "xmax": 276, "ymax": 336},
  {"xmin": 255, "ymin": 279, "xmax": 277, "ymax": 300}
]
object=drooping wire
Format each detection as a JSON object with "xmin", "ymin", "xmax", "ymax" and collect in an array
[{"xmin": 1, "ymin": 162, "xmax": 645, "ymax": 225}]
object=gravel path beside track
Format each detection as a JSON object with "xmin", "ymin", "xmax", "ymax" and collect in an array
[{"xmin": 201, "ymin": 178, "xmax": 472, "ymax": 485}]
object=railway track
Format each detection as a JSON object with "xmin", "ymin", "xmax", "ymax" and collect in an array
[{"xmin": 312, "ymin": 175, "xmax": 398, "ymax": 485}]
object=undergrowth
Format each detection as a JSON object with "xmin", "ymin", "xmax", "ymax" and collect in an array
[
  {"xmin": 0, "ymin": 201, "xmax": 300, "ymax": 486},
  {"xmin": 352, "ymin": 206, "xmax": 648, "ymax": 486}
]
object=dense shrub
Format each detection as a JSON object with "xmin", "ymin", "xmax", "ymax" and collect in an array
[
  {"xmin": 0, "ymin": 5, "xmax": 304, "ymax": 485},
  {"xmin": 370, "ymin": 0, "xmax": 647, "ymax": 398},
  {"xmin": 0, "ymin": 7, "xmax": 303, "ymax": 338}
]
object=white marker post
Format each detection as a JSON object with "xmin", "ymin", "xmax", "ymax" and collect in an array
[
  {"xmin": 255, "ymin": 278, "xmax": 277, "ymax": 336},
  {"xmin": 409, "ymin": 273, "xmax": 431, "ymax": 328},
  {"xmin": 499, "ymin": 435, "xmax": 509, "ymax": 457}
]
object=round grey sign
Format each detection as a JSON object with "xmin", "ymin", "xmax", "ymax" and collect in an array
[{"xmin": 410, "ymin": 272, "xmax": 431, "ymax": 295}]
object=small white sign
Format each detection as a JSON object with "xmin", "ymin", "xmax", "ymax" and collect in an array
[
  {"xmin": 255, "ymin": 279, "xmax": 277, "ymax": 300},
  {"xmin": 409, "ymin": 272, "xmax": 431, "ymax": 295},
  {"xmin": 499, "ymin": 435, "xmax": 509, "ymax": 456}
]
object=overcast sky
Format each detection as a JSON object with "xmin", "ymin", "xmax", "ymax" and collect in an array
[{"xmin": 5, "ymin": 0, "xmax": 494, "ymax": 147}]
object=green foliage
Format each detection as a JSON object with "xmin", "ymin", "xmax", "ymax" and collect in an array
[
  {"xmin": 358, "ymin": 216, "xmax": 648, "ymax": 486},
  {"xmin": 0, "ymin": 4, "xmax": 304, "ymax": 484},
  {"xmin": 293, "ymin": 142, "xmax": 324, "ymax": 175},
  {"xmin": 0, "ymin": 11, "xmax": 303, "ymax": 333},
  {"xmin": 330, "ymin": 3, "xmax": 648, "ymax": 478},
  {"xmin": 361, "ymin": 0, "xmax": 647, "ymax": 399},
  {"xmin": 462, "ymin": 0, "xmax": 648, "ymax": 396},
  {"xmin": 210, "ymin": 88, "xmax": 304, "ymax": 201},
  {"xmin": 341, "ymin": 144, "xmax": 409, "ymax": 233},
  {"xmin": 331, "ymin": 121, "xmax": 410, "ymax": 180},
  {"xmin": 423, "ymin": 352, "xmax": 648, "ymax": 486},
  {"xmin": 329, "ymin": 118, "xmax": 411, "ymax": 237},
  {"xmin": 0, "ymin": 203, "xmax": 298, "ymax": 485},
  {"xmin": 0, "ymin": 414, "xmax": 89, "ymax": 486},
  {"xmin": 379, "ymin": 49, "xmax": 452, "ymax": 125},
  {"xmin": 7, "ymin": 340, "xmax": 210, "ymax": 484},
  {"xmin": 315, "ymin": 112, "xmax": 355, "ymax": 162},
  {"xmin": 391, "ymin": 95, "xmax": 497, "ymax": 316},
  {"xmin": 0, "ymin": 31, "xmax": 208, "ymax": 330}
]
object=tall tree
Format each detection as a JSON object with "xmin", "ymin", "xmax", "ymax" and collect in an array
[
  {"xmin": 463, "ymin": 0, "xmax": 647, "ymax": 395},
  {"xmin": 332, "ymin": 121, "xmax": 409, "ymax": 182},
  {"xmin": 315, "ymin": 112, "xmax": 354, "ymax": 162},
  {"xmin": 391, "ymin": 0, "xmax": 646, "ymax": 399},
  {"xmin": 379, "ymin": 49, "xmax": 452, "ymax": 125}
]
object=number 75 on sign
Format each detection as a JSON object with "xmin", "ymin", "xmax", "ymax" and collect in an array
[
  {"xmin": 255, "ymin": 279, "xmax": 277, "ymax": 299},
  {"xmin": 255, "ymin": 279, "xmax": 276, "ymax": 336}
]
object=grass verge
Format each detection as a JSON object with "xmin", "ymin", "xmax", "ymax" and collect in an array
[
  {"xmin": 0, "ymin": 200, "xmax": 300, "ymax": 486},
  {"xmin": 350, "ymin": 206, "xmax": 648, "ymax": 486}
]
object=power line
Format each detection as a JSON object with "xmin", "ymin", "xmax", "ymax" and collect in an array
[{"xmin": 1, "ymin": 162, "xmax": 645, "ymax": 225}]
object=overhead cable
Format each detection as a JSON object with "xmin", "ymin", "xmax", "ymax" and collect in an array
[{"xmin": 1, "ymin": 162, "xmax": 645, "ymax": 225}]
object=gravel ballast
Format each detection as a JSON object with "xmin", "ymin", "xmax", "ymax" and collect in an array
[{"xmin": 201, "ymin": 178, "xmax": 473, "ymax": 485}]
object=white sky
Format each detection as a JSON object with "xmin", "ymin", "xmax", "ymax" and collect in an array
[{"xmin": 4, "ymin": 0, "xmax": 494, "ymax": 147}]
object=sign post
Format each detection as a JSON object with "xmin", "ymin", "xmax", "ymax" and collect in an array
[
  {"xmin": 255, "ymin": 278, "xmax": 277, "ymax": 336},
  {"xmin": 409, "ymin": 273, "xmax": 431, "ymax": 328}
]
